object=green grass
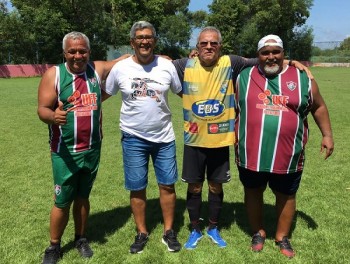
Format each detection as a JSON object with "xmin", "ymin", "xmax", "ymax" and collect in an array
[{"xmin": 0, "ymin": 67, "xmax": 349, "ymax": 263}]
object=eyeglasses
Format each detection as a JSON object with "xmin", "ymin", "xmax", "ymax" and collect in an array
[
  {"xmin": 260, "ymin": 50, "xmax": 282, "ymax": 56},
  {"xmin": 133, "ymin": 35, "xmax": 155, "ymax": 41},
  {"xmin": 198, "ymin": 41, "xmax": 220, "ymax": 48}
]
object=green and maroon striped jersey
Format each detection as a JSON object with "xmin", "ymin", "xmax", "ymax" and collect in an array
[
  {"xmin": 235, "ymin": 65, "xmax": 312, "ymax": 174},
  {"xmin": 49, "ymin": 63, "xmax": 102, "ymax": 153}
]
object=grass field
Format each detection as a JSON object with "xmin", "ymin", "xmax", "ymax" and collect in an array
[{"xmin": 0, "ymin": 67, "xmax": 349, "ymax": 264}]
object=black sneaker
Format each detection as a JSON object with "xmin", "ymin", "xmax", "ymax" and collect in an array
[
  {"xmin": 275, "ymin": 236, "xmax": 295, "ymax": 258},
  {"xmin": 75, "ymin": 238, "xmax": 93, "ymax": 258},
  {"xmin": 162, "ymin": 229, "xmax": 181, "ymax": 252},
  {"xmin": 130, "ymin": 233, "xmax": 149, "ymax": 254},
  {"xmin": 42, "ymin": 245, "xmax": 62, "ymax": 264},
  {"xmin": 251, "ymin": 232, "xmax": 265, "ymax": 252}
]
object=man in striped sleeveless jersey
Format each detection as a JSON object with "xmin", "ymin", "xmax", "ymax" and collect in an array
[
  {"xmin": 235, "ymin": 34, "xmax": 334, "ymax": 258},
  {"xmin": 38, "ymin": 31, "xmax": 128, "ymax": 264}
]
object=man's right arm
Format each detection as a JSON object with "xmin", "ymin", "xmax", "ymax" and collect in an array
[{"xmin": 37, "ymin": 67, "xmax": 67, "ymax": 125}]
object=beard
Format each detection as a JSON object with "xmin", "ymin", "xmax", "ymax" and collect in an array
[{"xmin": 263, "ymin": 64, "xmax": 280, "ymax": 76}]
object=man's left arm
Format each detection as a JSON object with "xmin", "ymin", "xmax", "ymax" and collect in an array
[{"xmin": 310, "ymin": 79, "xmax": 334, "ymax": 159}]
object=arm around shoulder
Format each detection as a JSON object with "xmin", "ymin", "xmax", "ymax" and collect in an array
[
  {"xmin": 286, "ymin": 59, "xmax": 314, "ymax": 79},
  {"xmin": 96, "ymin": 54, "xmax": 132, "ymax": 81}
]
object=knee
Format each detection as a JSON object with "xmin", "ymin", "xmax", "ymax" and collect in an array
[
  {"xmin": 187, "ymin": 183, "xmax": 203, "ymax": 194},
  {"xmin": 159, "ymin": 184, "xmax": 175, "ymax": 193},
  {"xmin": 208, "ymin": 182, "xmax": 223, "ymax": 194}
]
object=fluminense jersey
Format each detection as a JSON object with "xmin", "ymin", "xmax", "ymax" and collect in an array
[
  {"xmin": 49, "ymin": 63, "xmax": 102, "ymax": 153},
  {"xmin": 235, "ymin": 65, "xmax": 313, "ymax": 174},
  {"xmin": 182, "ymin": 55, "xmax": 234, "ymax": 147}
]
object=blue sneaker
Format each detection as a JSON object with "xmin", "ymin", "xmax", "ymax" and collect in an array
[
  {"xmin": 184, "ymin": 230, "xmax": 203, "ymax": 250},
  {"xmin": 206, "ymin": 227, "xmax": 227, "ymax": 248}
]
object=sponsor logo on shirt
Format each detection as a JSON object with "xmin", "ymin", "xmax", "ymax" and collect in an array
[
  {"xmin": 208, "ymin": 122, "xmax": 230, "ymax": 134},
  {"xmin": 66, "ymin": 90, "xmax": 98, "ymax": 115},
  {"xmin": 189, "ymin": 122, "xmax": 198, "ymax": 133},
  {"xmin": 192, "ymin": 99, "xmax": 225, "ymax": 118},
  {"xmin": 256, "ymin": 89, "xmax": 289, "ymax": 116}
]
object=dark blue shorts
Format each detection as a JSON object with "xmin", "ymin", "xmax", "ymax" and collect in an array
[{"xmin": 238, "ymin": 166, "xmax": 302, "ymax": 195}]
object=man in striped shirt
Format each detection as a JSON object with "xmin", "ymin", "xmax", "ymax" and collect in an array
[
  {"xmin": 235, "ymin": 34, "xmax": 334, "ymax": 258},
  {"xmin": 38, "ymin": 32, "xmax": 127, "ymax": 264}
]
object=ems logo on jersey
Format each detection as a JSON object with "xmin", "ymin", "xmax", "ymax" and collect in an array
[
  {"xmin": 54, "ymin": 184, "xmax": 61, "ymax": 196},
  {"xmin": 286, "ymin": 81, "xmax": 297, "ymax": 91},
  {"xmin": 192, "ymin": 99, "xmax": 225, "ymax": 118}
]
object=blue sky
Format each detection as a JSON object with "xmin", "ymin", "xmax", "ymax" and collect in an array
[{"xmin": 189, "ymin": 0, "xmax": 350, "ymax": 43}]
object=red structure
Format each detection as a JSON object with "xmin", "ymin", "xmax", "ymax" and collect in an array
[{"xmin": 0, "ymin": 64, "xmax": 54, "ymax": 78}]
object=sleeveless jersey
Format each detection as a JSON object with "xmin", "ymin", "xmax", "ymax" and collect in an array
[
  {"xmin": 49, "ymin": 63, "xmax": 102, "ymax": 153},
  {"xmin": 183, "ymin": 55, "xmax": 235, "ymax": 148},
  {"xmin": 235, "ymin": 65, "xmax": 312, "ymax": 173}
]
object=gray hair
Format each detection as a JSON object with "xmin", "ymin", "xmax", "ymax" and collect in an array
[
  {"xmin": 197, "ymin": 26, "xmax": 222, "ymax": 43},
  {"xmin": 62, "ymin": 31, "xmax": 90, "ymax": 50},
  {"xmin": 129, "ymin": 21, "xmax": 157, "ymax": 39}
]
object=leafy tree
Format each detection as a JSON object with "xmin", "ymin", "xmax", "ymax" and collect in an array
[
  {"xmin": 311, "ymin": 46, "xmax": 322, "ymax": 56},
  {"xmin": 288, "ymin": 26, "xmax": 313, "ymax": 60},
  {"xmin": 108, "ymin": 0, "xmax": 192, "ymax": 58},
  {"xmin": 339, "ymin": 37, "xmax": 350, "ymax": 50},
  {"xmin": 0, "ymin": 3, "xmax": 33, "ymax": 64},
  {"xmin": 206, "ymin": 0, "xmax": 247, "ymax": 54},
  {"xmin": 3, "ymin": 0, "xmax": 317, "ymax": 63},
  {"xmin": 11, "ymin": 0, "xmax": 114, "ymax": 62},
  {"xmin": 8, "ymin": 0, "xmax": 194, "ymax": 62},
  {"xmin": 206, "ymin": 0, "xmax": 314, "ymax": 59}
]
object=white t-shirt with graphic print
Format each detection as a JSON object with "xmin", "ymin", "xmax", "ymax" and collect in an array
[{"xmin": 105, "ymin": 55, "xmax": 182, "ymax": 143}]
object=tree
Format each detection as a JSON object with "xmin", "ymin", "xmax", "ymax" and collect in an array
[
  {"xmin": 0, "ymin": 3, "xmax": 33, "ymax": 64},
  {"xmin": 108, "ymin": 0, "xmax": 193, "ymax": 58},
  {"xmin": 207, "ymin": 0, "xmax": 248, "ymax": 54},
  {"xmin": 11, "ymin": 0, "xmax": 115, "ymax": 62},
  {"xmin": 340, "ymin": 37, "xmax": 350, "ymax": 51},
  {"xmin": 8, "ymin": 0, "xmax": 194, "ymax": 62},
  {"xmin": 288, "ymin": 26, "xmax": 313, "ymax": 60},
  {"xmin": 206, "ymin": 0, "xmax": 314, "ymax": 59}
]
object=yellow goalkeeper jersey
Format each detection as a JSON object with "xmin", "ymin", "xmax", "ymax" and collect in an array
[{"xmin": 183, "ymin": 55, "xmax": 235, "ymax": 148}]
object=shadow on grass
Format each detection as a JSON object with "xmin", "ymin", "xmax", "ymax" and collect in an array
[{"xmin": 61, "ymin": 198, "xmax": 317, "ymax": 253}]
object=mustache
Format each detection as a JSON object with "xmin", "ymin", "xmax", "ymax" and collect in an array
[{"xmin": 266, "ymin": 59, "xmax": 277, "ymax": 64}]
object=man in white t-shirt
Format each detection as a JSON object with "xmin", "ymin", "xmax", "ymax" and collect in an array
[{"xmin": 103, "ymin": 21, "xmax": 182, "ymax": 254}]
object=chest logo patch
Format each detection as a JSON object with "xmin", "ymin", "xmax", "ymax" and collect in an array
[{"xmin": 286, "ymin": 81, "xmax": 297, "ymax": 91}]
